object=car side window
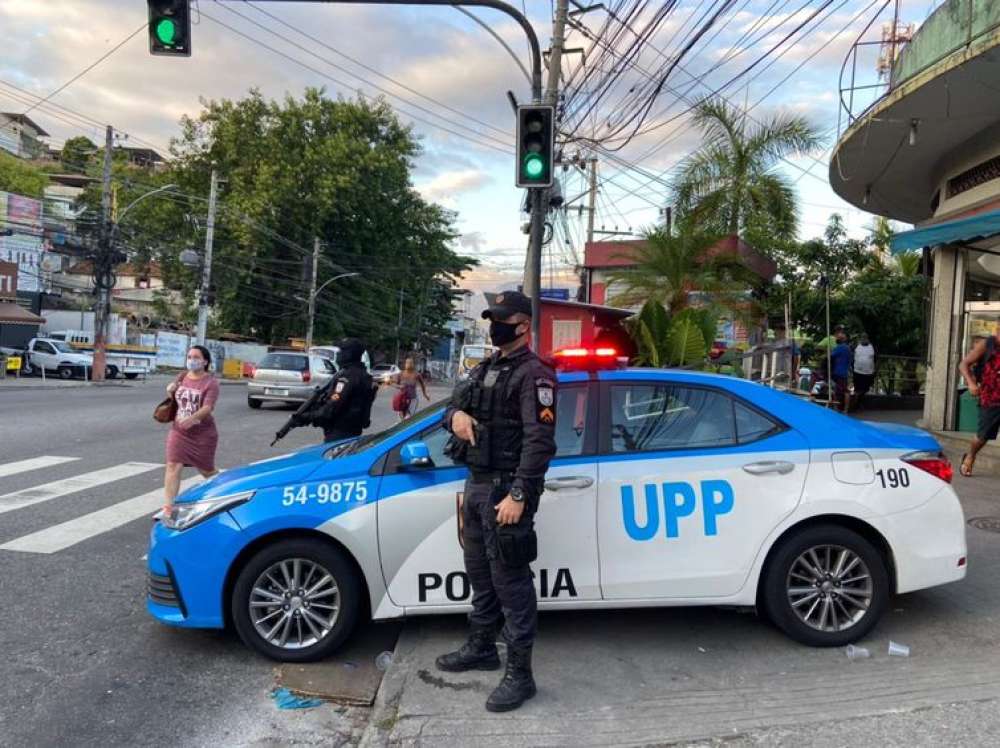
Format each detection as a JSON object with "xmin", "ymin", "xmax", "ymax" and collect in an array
[
  {"xmin": 414, "ymin": 424, "xmax": 458, "ymax": 470},
  {"xmin": 734, "ymin": 401, "xmax": 781, "ymax": 443},
  {"xmin": 36, "ymin": 342, "xmax": 55, "ymax": 354},
  {"xmin": 609, "ymin": 384, "xmax": 736, "ymax": 452},
  {"xmin": 554, "ymin": 385, "xmax": 588, "ymax": 457}
]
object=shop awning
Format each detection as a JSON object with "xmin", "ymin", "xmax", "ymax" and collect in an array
[
  {"xmin": 891, "ymin": 209, "xmax": 1000, "ymax": 253},
  {"xmin": 0, "ymin": 302, "xmax": 45, "ymax": 325}
]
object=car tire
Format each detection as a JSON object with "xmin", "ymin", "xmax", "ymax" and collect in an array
[
  {"xmin": 106, "ymin": 365, "xmax": 118, "ymax": 379},
  {"xmin": 124, "ymin": 373, "xmax": 139, "ymax": 380},
  {"xmin": 231, "ymin": 538, "xmax": 362, "ymax": 662},
  {"xmin": 247, "ymin": 396, "xmax": 262, "ymax": 409},
  {"xmin": 58, "ymin": 366, "xmax": 74, "ymax": 380},
  {"xmin": 762, "ymin": 524, "xmax": 889, "ymax": 647}
]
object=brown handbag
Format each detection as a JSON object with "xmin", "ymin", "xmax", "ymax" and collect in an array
[{"xmin": 153, "ymin": 373, "xmax": 185, "ymax": 423}]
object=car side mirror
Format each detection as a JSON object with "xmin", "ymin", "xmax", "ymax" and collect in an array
[{"xmin": 400, "ymin": 441, "xmax": 435, "ymax": 470}]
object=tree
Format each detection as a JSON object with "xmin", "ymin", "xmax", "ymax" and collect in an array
[
  {"xmin": 0, "ymin": 151, "xmax": 48, "ymax": 198},
  {"xmin": 671, "ymin": 97, "xmax": 821, "ymax": 242},
  {"xmin": 870, "ymin": 216, "xmax": 894, "ymax": 259},
  {"xmin": 60, "ymin": 136, "xmax": 97, "ymax": 173}
]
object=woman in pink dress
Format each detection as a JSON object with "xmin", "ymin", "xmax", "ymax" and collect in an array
[{"xmin": 163, "ymin": 345, "xmax": 220, "ymax": 512}]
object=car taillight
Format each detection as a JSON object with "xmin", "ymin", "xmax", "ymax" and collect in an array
[
  {"xmin": 901, "ymin": 451, "xmax": 953, "ymax": 483},
  {"xmin": 302, "ymin": 371, "xmax": 311, "ymax": 383},
  {"xmin": 552, "ymin": 346, "xmax": 622, "ymax": 370}
]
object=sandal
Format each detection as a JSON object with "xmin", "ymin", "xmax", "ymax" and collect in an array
[{"xmin": 960, "ymin": 453, "xmax": 974, "ymax": 477}]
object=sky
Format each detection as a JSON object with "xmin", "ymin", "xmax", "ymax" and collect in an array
[{"xmin": 0, "ymin": 0, "xmax": 933, "ymax": 290}]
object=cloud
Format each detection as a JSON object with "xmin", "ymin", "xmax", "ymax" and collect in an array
[
  {"xmin": 417, "ymin": 169, "xmax": 491, "ymax": 202},
  {"xmin": 459, "ymin": 232, "xmax": 488, "ymax": 253}
]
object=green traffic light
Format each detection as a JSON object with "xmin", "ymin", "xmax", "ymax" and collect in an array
[
  {"xmin": 523, "ymin": 154, "xmax": 545, "ymax": 179},
  {"xmin": 155, "ymin": 18, "xmax": 178, "ymax": 45}
]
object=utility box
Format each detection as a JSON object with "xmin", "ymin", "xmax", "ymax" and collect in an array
[
  {"xmin": 958, "ymin": 390, "xmax": 980, "ymax": 433},
  {"xmin": 222, "ymin": 358, "xmax": 243, "ymax": 380}
]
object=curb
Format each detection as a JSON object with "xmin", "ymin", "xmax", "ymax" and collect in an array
[{"xmin": 0, "ymin": 381, "xmax": 134, "ymax": 391}]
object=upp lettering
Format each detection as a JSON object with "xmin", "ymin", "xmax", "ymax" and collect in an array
[{"xmin": 620, "ymin": 480, "xmax": 734, "ymax": 540}]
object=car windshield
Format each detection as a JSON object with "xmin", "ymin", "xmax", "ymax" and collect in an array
[
  {"xmin": 328, "ymin": 400, "xmax": 448, "ymax": 458},
  {"xmin": 259, "ymin": 353, "xmax": 308, "ymax": 371},
  {"xmin": 51, "ymin": 341, "xmax": 76, "ymax": 353}
]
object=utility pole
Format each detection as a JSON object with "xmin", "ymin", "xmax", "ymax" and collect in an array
[
  {"xmin": 306, "ymin": 237, "xmax": 320, "ymax": 350},
  {"xmin": 195, "ymin": 168, "xmax": 218, "ymax": 345},
  {"xmin": 585, "ymin": 157, "xmax": 598, "ymax": 245},
  {"xmin": 92, "ymin": 125, "xmax": 114, "ymax": 382}
]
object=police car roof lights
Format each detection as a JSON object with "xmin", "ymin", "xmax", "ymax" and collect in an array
[{"xmin": 552, "ymin": 346, "xmax": 623, "ymax": 370}]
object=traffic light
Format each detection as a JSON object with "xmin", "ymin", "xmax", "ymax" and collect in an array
[
  {"xmin": 516, "ymin": 105, "xmax": 554, "ymax": 188},
  {"xmin": 148, "ymin": 0, "xmax": 191, "ymax": 57}
]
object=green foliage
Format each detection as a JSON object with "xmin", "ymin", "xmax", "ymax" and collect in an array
[
  {"xmin": 624, "ymin": 300, "xmax": 710, "ymax": 368},
  {"xmin": 60, "ymin": 136, "xmax": 97, "ymax": 173},
  {"xmin": 0, "ymin": 151, "xmax": 48, "ymax": 197},
  {"xmin": 626, "ymin": 300, "xmax": 671, "ymax": 367},
  {"xmin": 671, "ymin": 97, "xmax": 822, "ymax": 241},
  {"xmin": 673, "ymin": 307, "xmax": 716, "ymax": 356},
  {"xmin": 665, "ymin": 315, "xmax": 707, "ymax": 367}
]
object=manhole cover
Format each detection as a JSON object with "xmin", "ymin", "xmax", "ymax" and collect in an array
[{"xmin": 968, "ymin": 517, "xmax": 1000, "ymax": 533}]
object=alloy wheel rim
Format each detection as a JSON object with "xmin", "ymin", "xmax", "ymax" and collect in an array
[
  {"xmin": 249, "ymin": 558, "xmax": 341, "ymax": 649},
  {"xmin": 786, "ymin": 544, "xmax": 872, "ymax": 632}
]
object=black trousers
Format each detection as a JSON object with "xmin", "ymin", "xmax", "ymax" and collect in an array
[
  {"xmin": 462, "ymin": 475, "xmax": 537, "ymax": 649},
  {"xmin": 322, "ymin": 426, "xmax": 362, "ymax": 443}
]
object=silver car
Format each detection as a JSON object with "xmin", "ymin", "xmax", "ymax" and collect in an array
[{"xmin": 247, "ymin": 352, "xmax": 336, "ymax": 408}]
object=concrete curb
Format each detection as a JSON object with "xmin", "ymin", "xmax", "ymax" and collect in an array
[{"xmin": 0, "ymin": 381, "xmax": 134, "ymax": 391}]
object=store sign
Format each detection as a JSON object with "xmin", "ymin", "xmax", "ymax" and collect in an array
[{"xmin": 0, "ymin": 261, "xmax": 16, "ymax": 299}]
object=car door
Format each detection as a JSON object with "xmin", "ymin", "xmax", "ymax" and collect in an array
[
  {"xmin": 377, "ymin": 381, "xmax": 600, "ymax": 608},
  {"xmin": 32, "ymin": 341, "xmax": 57, "ymax": 370},
  {"xmin": 597, "ymin": 378, "xmax": 809, "ymax": 599}
]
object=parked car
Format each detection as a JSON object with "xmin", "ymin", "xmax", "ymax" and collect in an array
[
  {"xmin": 21, "ymin": 338, "xmax": 95, "ymax": 379},
  {"xmin": 149, "ymin": 347, "xmax": 966, "ymax": 661},
  {"xmin": 371, "ymin": 363, "xmax": 400, "ymax": 383},
  {"xmin": 309, "ymin": 346, "xmax": 372, "ymax": 373},
  {"xmin": 247, "ymin": 352, "xmax": 336, "ymax": 408}
]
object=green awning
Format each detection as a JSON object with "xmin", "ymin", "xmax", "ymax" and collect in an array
[{"xmin": 891, "ymin": 209, "xmax": 1000, "ymax": 253}]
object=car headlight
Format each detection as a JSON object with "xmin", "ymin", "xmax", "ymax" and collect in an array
[{"xmin": 159, "ymin": 491, "xmax": 254, "ymax": 531}]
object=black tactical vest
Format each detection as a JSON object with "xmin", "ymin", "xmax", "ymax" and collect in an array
[{"xmin": 461, "ymin": 353, "xmax": 532, "ymax": 472}]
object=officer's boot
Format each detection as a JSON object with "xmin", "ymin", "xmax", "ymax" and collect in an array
[
  {"xmin": 485, "ymin": 645, "xmax": 536, "ymax": 712},
  {"xmin": 435, "ymin": 628, "xmax": 501, "ymax": 672}
]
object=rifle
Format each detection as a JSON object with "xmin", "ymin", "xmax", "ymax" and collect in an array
[{"xmin": 271, "ymin": 379, "xmax": 334, "ymax": 447}]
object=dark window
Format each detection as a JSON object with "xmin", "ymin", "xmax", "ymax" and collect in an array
[
  {"xmin": 35, "ymin": 342, "xmax": 55, "ymax": 354},
  {"xmin": 734, "ymin": 401, "xmax": 781, "ymax": 443},
  {"xmin": 554, "ymin": 385, "xmax": 589, "ymax": 457},
  {"xmin": 609, "ymin": 384, "xmax": 736, "ymax": 452},
  {"xmin": 258, "ymin": 353, "xmax": 308, "ymax": 371}
]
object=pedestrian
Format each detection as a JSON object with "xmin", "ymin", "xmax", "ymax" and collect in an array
[
  {"xmin": 852, "ymin": 333, "xmax": 877, "ymax": 412},
  {"xmin": 830, "ymin": 326, "xmax": 853, "ymax": 413},
  {"xmin": 957, "ymin": 326, "xmax": 1000, "ymax": 476},
  {"xmin": 435, "ymin": 290, "xmax": 557, "ymax": 713},
  {"xmin": 163, "ymin": 345, "xmax": 220, "ymax": 513},
  {"xmin": 391, "ymin": 357, "xmax": 430, "ymax": 420},
  {"xmin": 301, "ymin": 338, "xmax": 376, "ymax": 443}
]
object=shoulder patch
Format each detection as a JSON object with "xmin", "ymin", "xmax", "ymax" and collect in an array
[{"xmin": 535, "ymin": 378, "xmax": 556, "ymax": 423}]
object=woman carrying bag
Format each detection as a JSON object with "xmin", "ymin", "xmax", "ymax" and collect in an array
[{"xmin": 161, "ymin": 345, "xmax": 220, "ymax": 513}]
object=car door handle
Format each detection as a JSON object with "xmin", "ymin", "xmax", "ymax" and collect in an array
[
  {"xmin": 742, "ymin": 461, "xmax": 795, "ymax": 476},
  {"xmin": 544, "ymin": 476, "xmax": 594, "ymax": 491}
]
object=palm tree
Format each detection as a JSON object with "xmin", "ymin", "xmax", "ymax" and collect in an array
[
  {"xmin": 671, "ymin": 97, "xmax": 822, "ymax": 240},
  {"xmin": 893, "ymin": 250, "xmax": 922, "ymax": 277},
  {"xmin": 605, "ymin": 225, "xmax": 754, "ymax": 313}
]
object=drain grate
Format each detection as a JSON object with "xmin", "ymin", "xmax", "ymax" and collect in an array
[{"xmin": 968, "ymin": 517, "xmax": 1000, "ymax": 533}]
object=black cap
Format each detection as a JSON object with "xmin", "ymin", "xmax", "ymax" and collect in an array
[
  {"xmin": 338, "ymin": 338, "xmax": 365, "ymax": 364},
  {"xmin": 482, "ymin": 290, "xmax": 533, "ymax": 320}
]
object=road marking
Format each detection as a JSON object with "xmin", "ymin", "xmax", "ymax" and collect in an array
[
  {"xmin": 0, "ymin": 456, "xmax": 81, "ymax": 478},
  {"xmin": 0, "ymin": 462, "xmax": 161, "ymax": 514},
  {"xmin": 0, "ymin": 477, "xmax": 200, "ymax": 554}
]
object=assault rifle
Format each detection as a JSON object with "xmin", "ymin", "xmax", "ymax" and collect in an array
[{"xmin": 271, "ymin": 379, "xmax": 335, "ymax": 446}]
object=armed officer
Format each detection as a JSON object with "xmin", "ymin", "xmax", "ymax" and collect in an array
[
  {"xmin": 301, "ymin": 338, "xmax": 376, "ymax": 443},
  {"xmin": 435, "ymin": 291, "xmax": 557, "ymax": 712}
]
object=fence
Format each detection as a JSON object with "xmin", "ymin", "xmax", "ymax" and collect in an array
[{"xmin": 873, "ymin": 355, "xmax": 925, "ymax": 396}]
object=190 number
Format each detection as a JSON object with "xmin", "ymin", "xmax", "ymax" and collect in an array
[
  {"xmin": 282, "ymin": 480, "xmax": 368, "ymax": 506},
  {"xmin": 875, "ymin": 468, "xmax": 909, "ymax": 489}
]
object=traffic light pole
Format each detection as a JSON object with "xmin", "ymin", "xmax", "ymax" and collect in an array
[
  {"xmin": 92, "ymin": 125, "xmax": 115, "ymax": 382},
  {"xmin": 195, "ymin": 169, "xmax": 218, "ymax": 345}
]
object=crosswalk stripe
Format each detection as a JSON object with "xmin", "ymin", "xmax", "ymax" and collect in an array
[
  {"xmin": 0, "ymin": 477, "xmax": 201, "ymax": 554},
  {"xmin": 0, "ymin": 456, "xmax": 81, "ymax": 479},
  {"xmin": 0, "ymin": 462, "xmax": 161, "ymax": 514}
]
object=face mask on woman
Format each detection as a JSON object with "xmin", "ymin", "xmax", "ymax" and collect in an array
[{"xmin": 186, "ymin": 358, "xmax": 206, "ymax": 372}]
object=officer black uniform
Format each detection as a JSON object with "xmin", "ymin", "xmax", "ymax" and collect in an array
[
  {"xmin": 304, "ymin": 339, "xmax": 375, "ymax": 443},
  {"xmin": 435, "ymin": 291, "xmax": 557, "ymax": 713}
]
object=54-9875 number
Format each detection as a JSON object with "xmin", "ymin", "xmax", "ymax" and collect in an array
[{"xmin": 282, "ymin": 480, "xmax": 368, "ymax": 506}]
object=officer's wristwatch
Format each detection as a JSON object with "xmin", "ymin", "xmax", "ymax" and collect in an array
[{"xmin": 509, "ymin": 487, "xmax": 525, "ymax": 503}]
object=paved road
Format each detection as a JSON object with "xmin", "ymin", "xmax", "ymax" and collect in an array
[{"xmin": 0, "ymin": 376, "xmax": 442, "ymax": 747}]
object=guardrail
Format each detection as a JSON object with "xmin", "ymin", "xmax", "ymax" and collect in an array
[{"xmin": 873, "ymin": 354, "xmax": 924, "ymax": 396}]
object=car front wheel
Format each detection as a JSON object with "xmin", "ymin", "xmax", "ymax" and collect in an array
[
  {"xmin": 762, "ymin": 524, "xmax": 889, "ymax": 647},
  {"xmin": 58, "ymin": 366, "xmax": 74, "ymax": 380},
  {"xmin": 231, "ymin": 538, "xmax": 362, "ymax": 662},
  {"xmin": 247, "ymin": 396, "xmax": 262, "ymax": 409}
]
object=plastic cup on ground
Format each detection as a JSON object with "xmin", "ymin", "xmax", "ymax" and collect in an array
[
  {"xmin": 375, "ymin": 651, "xmax": 394, "ymax": 671},
  {"xmin": 846, "ymin": 644, "xmax": 870, "ymax": 660},
  {"xmin": 887, "ymin": 640, "xmax": 911, "ymax": 657}
]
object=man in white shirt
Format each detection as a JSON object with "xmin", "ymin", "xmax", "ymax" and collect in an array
[{"xmin": 852, "ymin": 333, "xmax": 876, "ymax": 411}]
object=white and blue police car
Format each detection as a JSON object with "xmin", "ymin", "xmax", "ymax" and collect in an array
[{"xmin": 147, "ymin": 348, "xmax": 967, "ymax": 661}]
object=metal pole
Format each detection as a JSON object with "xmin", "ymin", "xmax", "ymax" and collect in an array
[
  {"xmin": 306, "ymin": 237, "xmax": 320, "ymax": 349},
  {"xmin": 825, "ymin": 282, "xmax": 832, "ymax": 409},
  {"xmin": 196, "ymin": 169, "xmax": 218, "ymax": 345},
  {"xmin": 92, "ymin": 125, "xmax": 114, "ymax": 382}
]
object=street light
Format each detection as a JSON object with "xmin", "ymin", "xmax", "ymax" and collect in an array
[{"xmin": 306, "ymin": 272, "xmax": 360, "ymax": 349}]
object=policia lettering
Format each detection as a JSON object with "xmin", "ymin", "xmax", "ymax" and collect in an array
[{"xmin": 418, "ymin": 568, "xmax": 577, "ymax": 602}]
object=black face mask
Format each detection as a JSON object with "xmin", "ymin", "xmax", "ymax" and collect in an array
[{"xmin": 489, "ymin": 320, "xmax": 523, "ymax": 346}]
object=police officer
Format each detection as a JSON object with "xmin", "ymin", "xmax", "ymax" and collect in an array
[
  {"xmin": 435, "ymin": 291, "xmax": 557, "ymax": 712},
  {"xmin": 303, "ymin": 338, "xmax": 376, "ymax": 442}
]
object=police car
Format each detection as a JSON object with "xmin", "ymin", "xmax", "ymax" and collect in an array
[{"xmin": 147, "ymin": 348, "xmax": 967, "ymax": 662}]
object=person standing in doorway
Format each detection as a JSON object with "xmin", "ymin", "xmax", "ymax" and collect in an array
[
  {"xmin": 391, "ymin": 357, "xmax": 429, "ymax": 420},
  {"xmin": 958, "ymin": 326, "xmax": 1000, "ymax": 476},
  {"xmin": 830, "ymin": 326, "xmax": 853, "ymax": 413},
  {"xmin": 852, "ymin": 333, "xmax": 877, "ymax": 412},
  {"xmin": 163, "ymin": 345, "xmax": 220, "ymax": 513}
]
